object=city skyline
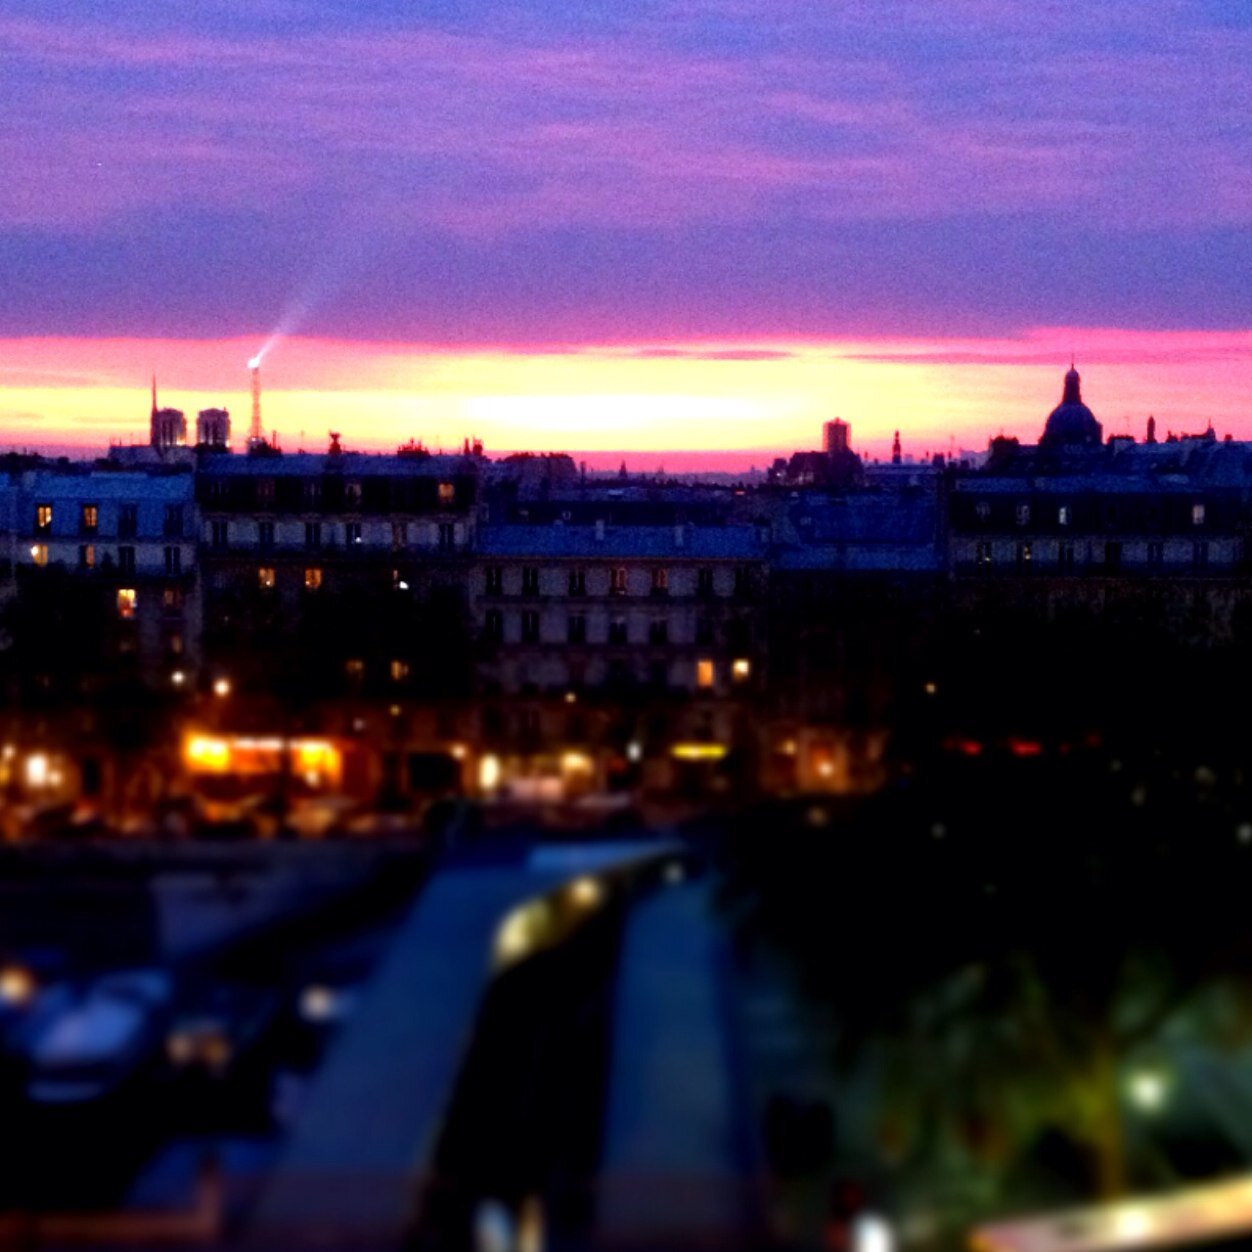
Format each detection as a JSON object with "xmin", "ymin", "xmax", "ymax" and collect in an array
[{"xmin": 5, "ymin": 0, "xmax": 1252, "ymax": 459}]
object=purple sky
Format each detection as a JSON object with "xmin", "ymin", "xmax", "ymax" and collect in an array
[{"xmin": 3, "ymin": 0, "xmax": 1251, "ymax": 348}]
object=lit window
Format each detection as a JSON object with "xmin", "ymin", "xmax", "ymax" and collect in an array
[
  {"xmin": 258, "ymin": 566, "xmax": 276, "ymax": 590},
  {"xmin": 345, "ymin": 658, "xmax": 365, "ymax": 679},
  {"xmin": 81, "ymin": 504, "xmax": 98, "ymax": 533},
  {"xmin": 79, "ymin": 544, "xmax": 94, "ymax": 569},
  {"xmin": 35, "ymin": 504, "xmax": 52, "ymax": 532},
  {"xmin": 1058, "ymin": 505, "xmax": 1071, "ymax": 526},
  {"xmin": 29, "ymin": 544, "xmax": 47, "ymax": 567},
  {"xmin": 438, "ymin": 481, "xmax": 455, "ymax": 506},
  {"xmin": 304, "ymin": 567, "xmax": 323, "ymax": 590},
  {"xmin": 732, "ymin": 658, "xmax": 751, "ymax": 681},
  {"xmin": 696, "ymin": 658, "xmax": 715, "ymax": 689},
  {"xmin": 1193, "ymin": 503, "xmax": 1206, "ymax": 526},
  {"xmin": 117, "ymin": 588, "xmax": 137, "ymax": 619},
  {"xmin": 390, "ymin": 659, "xmax": 410, "ymax": 682}
]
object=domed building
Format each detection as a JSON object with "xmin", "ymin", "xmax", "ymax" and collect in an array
[{"xmin": 1039, "ymin": 365, "xmax": 1103, "ymax": 449}]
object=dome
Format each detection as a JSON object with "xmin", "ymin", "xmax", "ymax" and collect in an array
[{"xmin": 1040, "ymin": 366, "xmax": 1102, "ymax": 448}]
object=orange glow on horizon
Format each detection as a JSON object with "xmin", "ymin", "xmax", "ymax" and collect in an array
[{"xmin": 2, "ymin": 328, "xmax": 1251, "ymax": 465}]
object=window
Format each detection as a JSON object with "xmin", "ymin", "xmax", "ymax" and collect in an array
[
  {"xmin": 696, "ymin": 567, "xmax": 714, "ymax": 597},
  {"xmin": 1105, "ymin": 541, "xmax": 1122, "ymax": 572},
  {"xmin": 975, "ymin": 501, "xmax": 991, "ymax": 521},
  {"xmin": 29, "ymin": 543, "xmax": 47, "ymax": 567},
  {"xmin": 167, "ymin": 633, "xmax": 183, "ymax": 656},
  {"xmin": 486, "ymin": 566, "xmax": 504, "ymax": 595},
  {"xmin": 696, "ymin": 658, "xmax": 715, "ymax": 689},
  {"xmin": 649, "ymin": 618, "xmax": 669, "ymax": 645},
  {"xmin": 732, "ymin": 658, "xmax": 751, "ymax": 682},
  {"xmin": 118, "ymin": 546, "xmax": 135, "ymax": 575},
  {"xmin": 390, "ymin": 659, "xmax": 410, "ymax": 682},
  {"xmin": 610, "ymin": 567, "xmax": 628, "ymax": 595},
  {"xmin": 438, "ymin": 481, "xmax": 455, "ymax": 506},
  {"xmin": 258, "ymin": 521, "xmax": 275, "ymax": 550},
  {"xmin": 696, "ymin": 616, "xmax": 714, "ymax": 646},
  {"xmin": 1058, "ymin": 505, "xmax": 1072, "ymax": 526},
  {"xmin": 211, "ymin": 520, "xmax": 229, "ymax": 550},
  {"xmin": 163, "ymin": 505, "xmax": 183, "ymax": 538},
  {"xmin": 522, "ymin": 566, "xmax": 540, "ymax": 595},
  {"xmin": 256, "ymin": 478, "xmax": 275, "ymax": 507},
  {"xmin": 304, "ymin": 567, "xmax": 323, "ymax": 591},
  {"xmin": 116, "ymin": 588, "xmax": 137, "ymax": 620},
  {"xmin": 1194, "ymin": 541, "xmax": 1209, "ymax": 570},
  {"xmin": 485, "ymin": 609, "xmax": 504, "ymax": 641},
  {"xmin": 438, "ymin": 523, "xmax": 455, "ymax": 551},
  {"xmin": 164, "ymin": 546, "xmax": 181, "ymax": 575},
  {"xmin": 162, "ymin": 586, "xmax": 183, "ymax": 614},
  {"xmin": 305, "ymin": 522, "xmax": 322, "ymax": 549},
  {"xmin": 1016, "ymin": 542, "xmax": 1032, "ymax": 569},
  {"xmin": 258, "ymin": 566, "xmax": 276, "ymax": 590},
  {"xmin": 345, "ymin": 658, "xmax": 365, "ymax": 679},
  {"xmin": 81, "ymin": 504, "xmax": 98, "ymax": 534},
  {"xmin": 78, "ymin": 544, "xmax": 94, "ymax": 570},
  {"xmin": 975, "ymin": 542, "xmax": 993, "ymax": 567},
  {"xmin": 344, "ymin": 481, "xmax": 362, "ymax": 508},
  {"xmin": 568, "ymin": 613, "xmax": 587, "ymax": 644},
  {"xmin": 568, "ymin": 568, "xmax": 586, "ymax": 596},
  {"xmin": 1058, "ymin": 541, "xmax": 1075, "ymax": 572},
  {"xmin": 609, "ymin": 617, "xmax": 629, "ymax": 645},
  {"xmin": 649, "ymin": 660, "xmax": 669, "ymax": 689},
  {"xmin": 118, "ymin": 504, "xmax": 138, "ymax": 540},
  {"xmin": 303, "ymin": 479, "xmax": 322, "ymax": 507},
  {"xmin": 34, "ymin": 504, "xmax": 52, "ymax": 533},
  {"xmin": 1147, "ymin": 541, "xmax": 1164, "ymax": 568},
  {"xmin": 521, "ymin": 610, "xmax": 540, "ymax": 643},
  {"xmin": 1192, "ymin": 502, "xmax": 1207, "ymax": 526},
  {"xmin": 391, "ymin": 521, "xmax": 408, "ymax": 549},
  {"xmin": 1015, "ymin": 503, "xmax": 1030, "ymax": 526},
  {"xmin": 651, "ymin": 567, "xmax": 669, "ymax": 596},
  {"xmin": 733, "ymin": 566, "xmax": 750, "ymax": 596},
  {"xmin": 346, "ymin": 522, "xmax": 362, "ymax": 547}
]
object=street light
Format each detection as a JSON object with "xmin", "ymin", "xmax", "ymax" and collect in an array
[{"xmin": 1127, "ymin": 1063, "xmax": 1171, "ymax": 1113}]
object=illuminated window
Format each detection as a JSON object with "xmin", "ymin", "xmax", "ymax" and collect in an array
[
  {"xmin": 168, "ymin": 633, "xmax": 183, "ymax": 655},
  {"xmin": 117, "ymin": 588, "xmax": 137, "ymax": 619},
  {"xmin": 610, "ymin": 567, "xmax": 628, "ymax": 595},
  {"xmin": 438, "ymin": 481, "xmax": 455, "ymax": 506},
  {"xmin": 81, "ymin": 504, "xmax": 98, "ymax": 533},
  {"xmin": 696, "ymin": 658, "xmax": 715, "ymax": 689},
  {"xmin": 258, "ymin": 566, "xmax": 276, "ymax": 590},
  {"xmin": 162, "ymin": 586, "xmax": 183, "ymax": 614},
  {"xmin": 1193, "ymin": 502, "xmax": 1206, "ymax": 526},
  {"xmin": 304, "ymin": 567, "xmax": 323, "ymax": 590},
  {"xmin": 1058, "ymin": 505, "xmax": 1071, "ymax": 526},
  {"xmin": 78, "ymin": 544, "xmax": 94, "ymax": 569},
  {"xmin": 732, "ymin": 658, "xmax": 751, "ymax": 681},
  {"xmin": 390, "ymin": 659, "xmax": 410, "ymax": 682},
  {"xmin": 345, "ymin": 657, "xmax": 365, "ymax": 679},
  {"xmin": 29, "ymin": 544, "xmax": 47, "ymax": 567},
  {"xmin": 34, "ymin": 504, "xmax": 52, "ymax": 533}
]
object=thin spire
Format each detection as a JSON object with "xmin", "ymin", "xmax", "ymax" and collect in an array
[{"xmin": 150, "ymin": 374, "xmax": 158, "ymax": 418}]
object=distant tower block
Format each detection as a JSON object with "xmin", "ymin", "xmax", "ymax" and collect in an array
[
  {"xmin": 824, "ymin": 418, "xmax": 850, "ymax": 455},
  {"xmin": 197, "ymin": 407, "xmax": 231, "ymax": 448},
  {"xmin": 248, "ymin": 356, "xmax": 264, "ymax": 447},
  {"xmin": 150, "ymin": 406, "xmax": 187, "ymax": 449}
]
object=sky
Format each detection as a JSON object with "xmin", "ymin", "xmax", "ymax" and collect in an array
[{"xmin": 3, "ymin": 0, "xmax": 1251, "ymax": 463}]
